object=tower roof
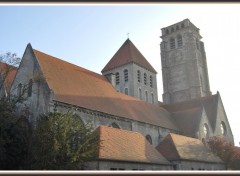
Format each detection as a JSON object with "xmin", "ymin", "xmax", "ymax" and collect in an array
[{"xmin": 102, "ymin": 39, "xmax": 157, "ymax": 73}]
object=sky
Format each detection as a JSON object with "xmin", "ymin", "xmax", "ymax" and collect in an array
[{"xmin": 0, "ymin": 3, "xmax": 240, "ymax": 146}]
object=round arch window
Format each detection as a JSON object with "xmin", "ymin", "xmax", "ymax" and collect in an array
[
  {"xmin": 220, "ymin": 121, "xmax": 227, "ymax": 136},
  {"xmin": 203, "ymin": 123, "xmax": 209, "ymax": 138},
  {"xmin": 146, "ymin": 135, "xmax": 152, "ymax": 144}
]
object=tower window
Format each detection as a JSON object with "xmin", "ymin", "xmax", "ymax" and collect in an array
[
  {"xmin": 144, "ymin": 73, "xmax": 147, "ymax": 85},
  {"xmin": 145, "ymin": 91, "xmax": 148, "ymax": 102},
  {"xmin": 139, "ymin": 88, "xmax": 142, "ymax": 100},
  {"xmin": 137, "ymin": 70, "xmax": 141, "ymax": 82},
  {"xmin": 171, "ymin": 27, "xmax": 174, "ymax": 32},
  {"xmin": 196, "ymin": 38, "xmax": 199, "ymax": 49},
  {"xmin": 220, "ymin": 121, "xmax": 227, "ymax": 136},
  {"xmin": 146, "ymin": 135, "xmax": 152, "ymax": 144},
  {"xmin": 177, "ymin": 35, "xmax": 183, "ymax": 47},
  {"xmin": 150, "ymin": 75, "xmax": 153, "ymax": 88},
  {"xmin": 176, "ymin": 25, "xmax": 179, "ymax": 30},
  {"xmin": 124, "ymin": 87, "xmax": 128, "ymax": 95},
  {"xmin": 110, "ymin": 122, "xmax": 120, "ymax": 129},
  {"xmin": 181, "ymin": 23, "xmax": 185, "ymax": 28},
  {"xmin": 166, "ymin": 29, "xmax": 169, "ymax": 35},
  {"xmin": 203, "ymin": 123, "xmax": 209, "ymax": 138},
  {"xmin": 28, "ymin": 79, "xmax": 33, "ymax": 97},
  {"xmin": 124, "ymin": 69, "xmax": 128, "ymax": 82},
  {"xmin": 116, "ymin": 72, "xmax": 120, "ymax": 85},
  {"xmin": 170, "ymin": 38, "xmax": 175, "ymax": 49}
]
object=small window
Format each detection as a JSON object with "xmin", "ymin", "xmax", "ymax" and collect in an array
[
  {"xmin": 145, "ymin": 91, "xmax": 148, "ymax": 102},
  {"xmin": 176, "ymin": 25, "xmax": 179, "ymax": 30},
  {"xmin": 124, "ymin": 87, "xmax": 128, "ymax": 95},
  {"xmin": 144, "ymin": 73, "xmax": 147, "ymax": 85},
  {"xmin": 137, "ymin": 70, "xmax": 141, "ymax": 83},
  {"xmin": 177, "ymin": 35, "xmax": 183, "ymax": 47},
  {"xmin": 203, "ymin": 123, "xmax": 209, "ymax": 138},
  {"xmin": 166, "ymin": 29, "xmax": 169, "ymax": 35},
  {"xmin": 139, "ymin": 88, "xmax": 142, "ymax": 100},
  {"xmin": 124, "ymin": 69, "xmax": 128, "ymax": 82},
  {"xmin": 181, "ymin": 23, "xmax": 185, "ymax": 28},
  {"xmin": 110, "ymin": 122, "xmax": 120, "ymax": 129},
  {"xmin": 146, "ymin": 135, "xmax": 152, "ymax": 144},
  {"xmin": 170, "ymin": 38, "xmax": 175, "ymax": 49},
  {"xmin": 220, "ymin": 121, "xmax": 227, "ymax": 136},
  {"xmin": 116, "ymin": 72, "xmax": 120, "ymax": 85},
  {"xmin": 28, "ymin": 79, "xmax": 33, "ymax": 97},
  {"xmin": 151, "ymin": 93, "xmax": 154, "ymax": 104},
  {"xmin": 150, "ymin": 75, "xmax": 153, "ymax": 88},
  {"xmin": 17, "ymin": 83, "xmax": 22, "ymax": 97}
]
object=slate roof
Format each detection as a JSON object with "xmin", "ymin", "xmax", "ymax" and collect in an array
[
  {"xmin": 101, "ymin": 39, "xmax": 157, "ymax": 73},
  {"xmin": 0, "ymin": 62, "xmax": 17, "ymax": 94},
  {"xmin": 161, "ymin": 94, "xmax": 218, "ymax": 134},
  {"xmin": 97, "ymin": 125, "xmax": 171, "ymax": 165},
  {"xmin": 156, "ymin": 133, "xmax": 223, "ymax": 163},
  {"xmin": 32, "ymin": 47, "xmax": 178, "ymax": 131}
]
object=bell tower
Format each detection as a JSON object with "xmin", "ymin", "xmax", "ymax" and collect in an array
[{"xmin": 160, "ymin": 19, "xmax": 211, "ymax": 104}]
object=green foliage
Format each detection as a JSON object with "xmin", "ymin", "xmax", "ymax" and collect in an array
[
  {"xmin": 29, "ymin": 111, "xmax": 99, "ymax": 170},
  {"xmin": 0, "ymin": 100, "xmax": 31, "ymax": 170}
]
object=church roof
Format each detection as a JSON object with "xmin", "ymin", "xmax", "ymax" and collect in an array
[
  {"xmin": 32, "ymin": 47, "xmax": 178, "ymax": 131},
  {"xmin": 0, "ymin": 62, "xmax": 17, "ymax": 94},
  {"xmin": 97, "ymin": 125, "xmax": 171, "ymax": 165},
  {"xmin": 161, "ymin": 94, "xmax": 218, "ymax": 134},
  {"xmin": 172, "ymin": 107, "xmax": 202, "ymax": 137},
  {"xmin": 101, "ymin": 39, "xmax": 157, "ymax": 73},
  {"xmin": 156, "ymin": 133, "xmax": 223, "ymax": 163}
]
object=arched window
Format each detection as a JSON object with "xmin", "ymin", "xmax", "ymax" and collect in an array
[
  {"xmin": 221, "ymin": 121, "xmax": 227, "ymax": 136},
  {"xmin": 110, "ymin": 122, "xmax": 120, "ymax": 129},
  {"xmin": 170, "ymin": 38, "xmax": 175, "ymax": 49},
  {"xmin": 203, "ymin": 123, "xmax": 209, "ymax": 138},
  {"xmin": 181, "ymin": 23, "xmax": 185, "ymax": 28},
  {"xmin": 137, "ymin": 70, "xmax": 141, "ymax": 83},
  {"xmin": 166, "ymin": 29, "xmax": 169, "ymax": 35},
  {"xmin": 176, "ymin": 25, "xmax": 179, "ymax": 30},
  {"xmin": 124, "ymin": 87, "xmax": 128, "ymax": 95},
  {"xmin": 177, "ymin": 35, "xmax": 183, "ymax": 47},
  {"xmin": 151, "ymin": 93, "xmax": 154, "ymax": 104},
  {"xmin": 17, "ymin": 83, "xmax": 22, "ymax": 97},
  {"xmin": 28, "ymin": 79, "xmax": 33, "ymax": 97},
  {"xmin": 124, "ymin": 69, "xmax": 128, "ymax": 82},
  {"xmin": 144, "ymin": 73, "xmax": 147, "ymax": 85},
  {"xmin": 116, "ymin": 72, "xmax": 120, "ymax": 85},
  {"xmin": 146, "ymin": 135, "xmax": 152, "ymax": 144},
  {"xmin": 139, "ymin": 88, "xmax": 142, "ymax": 100},
  {"xmin": 171, "ymin": 27, "xmax": 174, "ymax": 32},
  {"xmin": 145, "ymin": 91, "xmax": 148, "ymax": 102},
  {"xmin": 150, "ymin": 75, "xmax": 153, "ymax": 88}
]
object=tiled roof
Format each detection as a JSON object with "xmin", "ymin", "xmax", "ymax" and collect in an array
[
  {"xmin": 161, "ymin": 94, "xmax": 218, "ymax": 133},
  {"xmin": 156, "ymin": 133, "xmax": 223, "ymax": 163},
  {"xmin": 0, "ymin": 62, "xmax": 17, "ymax": 93},
  {"xmin": 172, "ymin": 107, "xmax": 202, "ymax": 137},
  {"xmin": 32, "ymin": 48, "xmax": 178, "ymax": 130},
  {"xmin": 101, "ymin": 39, "xmax": 157, "ymax": 73},
  {"xmin": 97, "ymin": 125, "xmax": 171, "ymax": 165}
]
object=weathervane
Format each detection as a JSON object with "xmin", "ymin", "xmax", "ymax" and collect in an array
[{"xmin": 127, "ymin": 32, "xmax": 130, "ymax": 39}]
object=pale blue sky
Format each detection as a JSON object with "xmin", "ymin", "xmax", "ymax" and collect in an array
[{"xmin": 1, "ymin": 3, "xmax": 240, "ymax": 146}]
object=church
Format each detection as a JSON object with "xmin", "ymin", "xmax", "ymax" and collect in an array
[{"xmin": 9, "ymin": 19, "xmax": 234, "ymax": 170}]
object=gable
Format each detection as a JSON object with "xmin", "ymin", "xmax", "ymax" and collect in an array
[{"xmin": 102, "ymin": 39, "xmax": 157, "ymax": 73}]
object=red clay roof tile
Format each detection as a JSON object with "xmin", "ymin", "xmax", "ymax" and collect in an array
[
  {"xmin": 102, "ymin": 39, "xmax": 157, "ymax": 73},
  {"xmin": 97, "ymin": 125, "xmax": 170, "ymax": 165}
]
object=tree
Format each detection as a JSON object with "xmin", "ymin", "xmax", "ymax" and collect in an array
[
  {"xmin": 28, "ymin": 111, "xmax": 99, "ymax": 170},
  {"xmin": 206, "ymin": 136, "xmax": 240, "ymax": 170}
]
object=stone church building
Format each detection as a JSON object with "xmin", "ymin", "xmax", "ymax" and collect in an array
[{"xmin": 10, "ymin": 19, "xmax": 234, "ymax": 170}]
